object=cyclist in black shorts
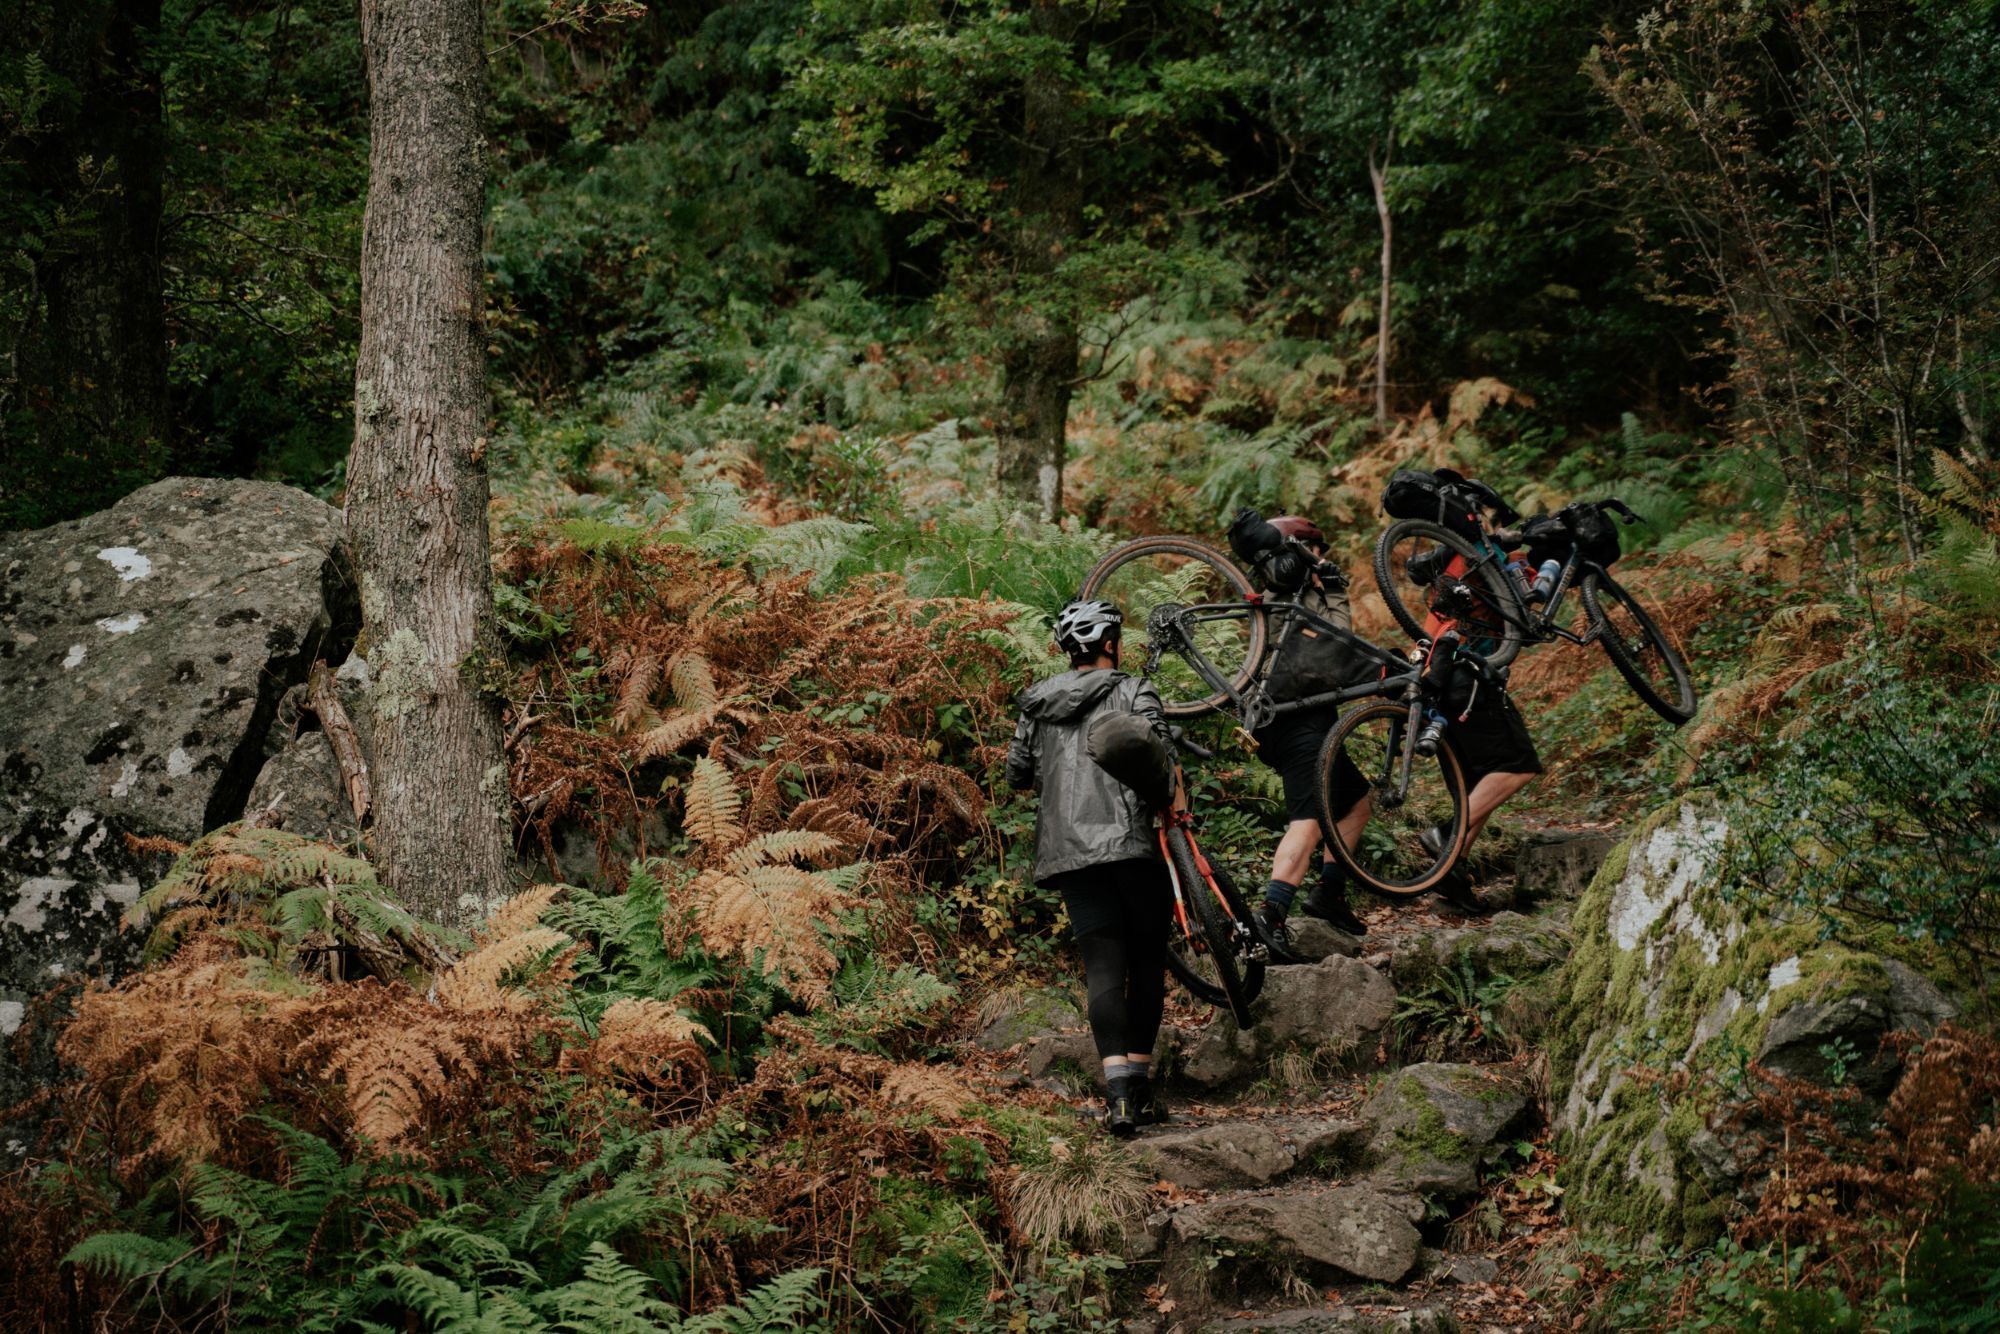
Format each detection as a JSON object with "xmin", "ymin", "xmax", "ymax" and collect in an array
[
  {"xmin": 1005, "ymin": 599, "xmax": 1175, "ymax": 1135},
  {"xmin": 1425, "ymin": 661, "xmax": 1543, "ymax": 910},
  {"xmin": 1225, "ymin": 513, "xmax": 1371, "ymax": 951}
]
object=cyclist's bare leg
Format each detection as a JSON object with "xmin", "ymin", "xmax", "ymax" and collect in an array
[
  {"xmin": 1270, "ymin": 818, "xmax": 1321, "ymax": 886},
  {"xmin": 1461, "ymin": 770, "xmax": 1535, "ymax": 848}
]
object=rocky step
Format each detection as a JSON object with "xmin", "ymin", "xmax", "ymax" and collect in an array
[
  {"xmin": 1198, "ymin": 1306, "xmax": 1463, "ymax": 1333},
  {"xmin": 1132, "ymin": 1115, "xmax": 1371, "ymax": 1191}
]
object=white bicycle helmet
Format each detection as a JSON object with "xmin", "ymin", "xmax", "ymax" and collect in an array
[{"xmin": 1053, "ymin": 599, "xmax": 1124, "ymax": 658}]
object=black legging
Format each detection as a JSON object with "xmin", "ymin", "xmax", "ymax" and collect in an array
[
  {"xmin": 1079, "ymin": 929, "xmax": 1168, "ymax": 1061},
  {"xmin": 1047, "ymin": 857, "xmax": 1171, "ymax": 1061}
]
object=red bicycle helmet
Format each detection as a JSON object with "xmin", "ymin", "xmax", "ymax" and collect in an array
[{"xmin": 1268, "ymin": 515, "xmax": 1327, "ymax": 551}]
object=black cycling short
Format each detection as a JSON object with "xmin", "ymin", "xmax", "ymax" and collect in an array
[
  {"xmin": 1442, "ymin": 672, "xmax": 1543, "ymax": 789},
  {"xmin": 1255, "ymin": 712, "xmax": 1367, "ymax": 826}
]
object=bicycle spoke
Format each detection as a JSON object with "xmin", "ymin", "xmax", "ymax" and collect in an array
[{"xmin": 1089, "ymin": 551, "xmax": 1255, "ymax": 706}]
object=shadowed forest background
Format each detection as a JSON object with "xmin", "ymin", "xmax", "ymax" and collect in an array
[{"xmin": 2, "ymin": 0, "xmax": 1999, "ymax": 1329}]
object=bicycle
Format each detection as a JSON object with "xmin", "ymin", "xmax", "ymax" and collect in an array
[
  {"xmin": 1079, "ymin": 536, "xmax": 1475, "ymax": 900},
  {"xmin": 1158, "ymin": 730, "xmax": 1265, "ymax": 1026},
  {"xmin": 1373, "ymin": 496, "xmax": 1698, "ymax": 725}
]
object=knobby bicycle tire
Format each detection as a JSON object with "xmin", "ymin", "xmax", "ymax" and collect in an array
[
  {"xmin": 1317, "ymin": 700, "xmax": 1470, "ymax": 898},
  {"xmin": 1078, "ymin": 536, "xmax": 1269, "ymax": 718},
  {"xmin": 1164, "ymin": 862, "xmax": 1263, "ymax": 1007},
  {"xmin": 1371, "ymin": 520, "xmax": 1526, "ymax": 668},
  {"xmin": 1163, "ymin": 825, "xmax": 1261, "ymax": 1026},
  {"xmin": 1580, "ymin": 571, "xmax": 1698, "ymax": 725}
]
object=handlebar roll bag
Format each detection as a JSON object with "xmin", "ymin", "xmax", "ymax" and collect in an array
[
  {"xmin": 1086, "ymin": 711, "xmax": 1175, "ymax": 810},
  {"xmin": 1524, "ymin": 501, "xmax": 1622, "ymax": 567},
  {"xmin": 1381, "ymin": 469, "xmax": 1484, "ymax": 541}
]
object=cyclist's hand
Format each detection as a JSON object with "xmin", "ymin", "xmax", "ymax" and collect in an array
[{"xmin": 1490, "ymin": 526, "xmax": 1524, "ymax": 551}]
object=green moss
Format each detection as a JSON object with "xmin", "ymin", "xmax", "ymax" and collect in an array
[{"xmin": 1395, "ymin": 1093, "xmax": 1469, "ymax": 1169}]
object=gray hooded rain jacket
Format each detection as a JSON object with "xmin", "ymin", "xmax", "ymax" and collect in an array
[{"xmin": 1005, "ymin": 669, "xmax": 1172, "ymax": 883}]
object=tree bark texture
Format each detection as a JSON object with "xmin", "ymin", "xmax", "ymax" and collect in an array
[
  {"xmin": 994, "ymin": 2, "xmax": 1087, "ymax": 523},
  {"xmin": 14, "ymin": 0, "xmax": 169, "ymax": 490},
  {"xmin": 1368, "ymin": 132, "xmax": 1394, "ymax": 425},
  {"xmin": 347, "ymin": 0, "xmax": 511, "ymax": 928}
]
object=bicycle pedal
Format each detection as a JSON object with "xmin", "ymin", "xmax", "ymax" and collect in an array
[{"xmin": 1231, "ymin": 726, "xmax": 1259, "ymax": 754}]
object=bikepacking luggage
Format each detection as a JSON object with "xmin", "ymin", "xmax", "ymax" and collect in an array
[
  {"xmin": 1264, "ymin": 619, "xmax": 1365, "ymax": 703},
  {"xmin": 1086, "ymin": 710, "xmax": 1175, "ymax": 810},
  {"xmin": 1380, "ymin": 468, "xmax": 1511, "ymax": 541},
  {"xmin": 1523, "ymin": 500, "xmax": 1622, "ymax": 567}
]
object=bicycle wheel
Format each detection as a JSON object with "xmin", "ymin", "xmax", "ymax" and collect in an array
[
  {"xmin": 1371, "ymin": 520, "xmax": 1525, "ymax": 668},
  {"xmin": 1165, "ymin": 863, "xmax": 1264, "ymax": 1007},
  {"xmin": 1581, "ymin": 571, "xmax": 1697, "ymax": 725},
  {"xmin": 1163, "ymin": 826, "xmax": 1260, "ymax": 1026},
  {"xmin": 1317, "ymin": 700, "xmax": 1470, "ymax": 898},
  {"xmin": 1079, "ymin": 536, "xmax": 1268, "ymax": 718}
]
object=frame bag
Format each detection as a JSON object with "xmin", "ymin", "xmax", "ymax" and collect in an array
[{"xmin": 1264, "ymin": 620, "xmax": 1363, "ymax": 703}]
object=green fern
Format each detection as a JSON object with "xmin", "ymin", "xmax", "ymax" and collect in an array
[
  {"xmin": 542, "ymin": 862, "xmax": 718, "ymax": 1026},
  {"xmin": 679, "ymin": 1265, "xmax": 826, "ymax": 1334},
  {"xmin": 132, "ymin": 824, "xmax": 457, "ymax": 973}
]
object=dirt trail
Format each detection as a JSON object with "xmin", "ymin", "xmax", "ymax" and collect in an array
[{"xmin": 971, "ymin": 825, "xmax": 1619, "ymax": 1334}]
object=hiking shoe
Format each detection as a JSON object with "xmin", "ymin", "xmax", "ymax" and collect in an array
[
  {"xmin": 1433, "ymin": 867, "xmax": 1490, "ymax": 916},
  {"xmin": 1301, "ymin": 883, "xmax": 1367, "ymax": 937},
  {"xmin": 1103, "ymin": 1077, "xmax": 1139, "ymax": 1137},
  {"xmin": 1251, "ymin": 902, "xmax": 1306, "ymax": 964},
  {"xmin": 1131, "ymin": 1075, "xmax": 1170, "ymax": 1127}
]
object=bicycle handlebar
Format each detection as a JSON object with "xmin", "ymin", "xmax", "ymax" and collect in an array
[
  {"xmin": 1168, "ymin": 726, "xmax": 1215, "ymax": 761},
  {"xmin": 1596, "ymin": 497, "xmax": 1641, "ymax": 524}
]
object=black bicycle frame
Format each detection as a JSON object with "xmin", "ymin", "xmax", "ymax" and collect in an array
[{"xmin": 1161, "ymin": 597, "xmax": 1426, "ymax": 729}]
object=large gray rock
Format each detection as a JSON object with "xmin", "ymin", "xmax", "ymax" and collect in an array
[
  {"xmin": 1359, "ymin": 1063, "xmax": 1532, "ymax": 1201},
  {"xmin": 1169, "ymin": 1185, "xmax": 1421, "ymax": 1284},
  {"xmin": 1282, "ymin": 916, "xmax": 1363, "ymax": 963},
  {"xmin": 1513, "ymin": 827, "xmax": 1618, "ymax": 903},
  {"xmin": 1549, "ymin": 799, "xmax": 1960, "ymax": 1246},
  {"xmin": 1135, "ymin": 1116, "xmax": 1371, "ymax": 1191},
  {"xmin": 0, "ymin": 478, "xmax": 353, "ymax": 1144},
  {"xmin": 1184, "ymin": 957, "xmax": 1395, "ymax": 1088}
]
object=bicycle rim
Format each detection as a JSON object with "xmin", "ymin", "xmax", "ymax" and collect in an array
[
  {"xmin": 1317, "ymin": 700, "xmax": 1469, "ymax": 898},
  {"xmin": 1370, "ymin": 520, "xmax": 1524, "ymax": 668},
  {"xmin": 1164, "ymin": 826, "xmax": 1258, "ymax": 1026},
  {"xmin": 1079, "ymin": 536, "xmax": 1267, "ymax": 718},
  {"xmin": 1581, "ymin": 572, "xmax": 1698, "ymax": 724}
]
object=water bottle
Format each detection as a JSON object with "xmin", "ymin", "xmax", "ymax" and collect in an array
[{"xmin": 1529, "ymin": 559, "xmax": 1560, "ymax": 603}]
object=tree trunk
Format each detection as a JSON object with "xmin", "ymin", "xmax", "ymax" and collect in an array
[
  {"xmin": 347, "ymin": 0, "xmax": 511, "ymax": 928},
  {"xmin": 13, "ymin": 0, "xmax": 169, "ymax": 509},
  {"xmin": 1368, "ymin": 131, "xmax": 1394, "ymax": 425},
  {"xmin": 994, "ymin": 2, "xmax": 1087, "ymax": 523},
  {"xmin": 997, "ymin": 319, "xmax": 1079, "ymax": 524}
]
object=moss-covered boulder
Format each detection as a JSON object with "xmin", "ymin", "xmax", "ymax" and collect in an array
[
  {"xmin": 1183, "ymin": 956, "xmax": 1395, "ymax": 1088},
  {"xmin": 970, "ymin": 983, "xmax": 1084, "ymax": 1051},
  {"xmin": 1551, "ymin": 799, "xmax": 1959, "ymax": 1246},
  {"xmin": 1358, "ymin": 1062, "xmax": 1533, "ymax": 1201}
]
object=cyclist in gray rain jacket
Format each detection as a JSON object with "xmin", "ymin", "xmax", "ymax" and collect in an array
[{"xmin": 1006, "ymin": 599, "xmax": 1175, "ymax": 1136}]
